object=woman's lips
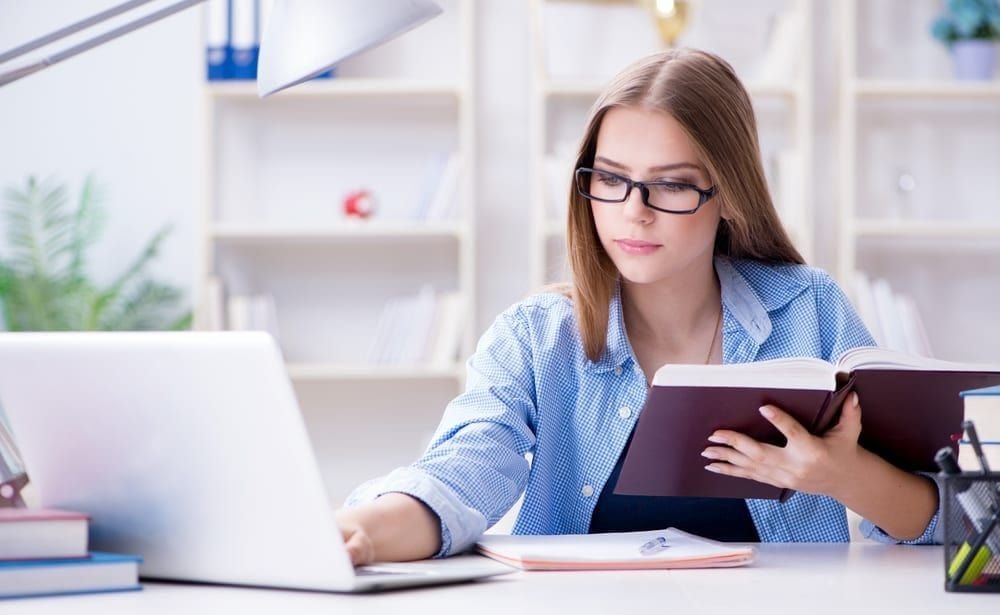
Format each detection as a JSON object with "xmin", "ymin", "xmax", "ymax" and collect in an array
[{"xmin": 615, "ymin": 239, "xmax": 662, "ymax": 255}]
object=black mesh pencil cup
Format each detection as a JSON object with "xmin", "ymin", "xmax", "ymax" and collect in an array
[{"xmin": 941, "ymin": 472, "xmax": 1000, "ymax": 592}]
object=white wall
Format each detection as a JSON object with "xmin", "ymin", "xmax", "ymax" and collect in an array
[{"xmin": 0, "ymin": 0, "xmax": 203, "ymax": 296}]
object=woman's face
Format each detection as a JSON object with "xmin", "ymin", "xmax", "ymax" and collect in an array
[{"xmin": 588, "ymin": 106, "xmax": 722, "ymax": 286}]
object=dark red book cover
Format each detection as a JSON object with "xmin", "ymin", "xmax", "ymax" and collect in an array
[{"xmin": 613, "ymin": 369, "xmax": 1000, "ymax": 500}]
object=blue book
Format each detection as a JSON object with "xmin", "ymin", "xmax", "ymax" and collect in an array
[
  {"xmin": 205, "ymin": 0, "xmax": 231, "ymax": 80},
  {"xmin": 0, "ymin": 552, "xmax": 141, "ymax": 600},
  {"xmin": 230, "ymin": 0, "xmax": 258, "ymax": 80}
]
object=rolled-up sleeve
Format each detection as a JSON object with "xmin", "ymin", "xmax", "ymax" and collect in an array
[{"xmin": 344, "ymin": 306, "xmax": 538, "ymax": 557}]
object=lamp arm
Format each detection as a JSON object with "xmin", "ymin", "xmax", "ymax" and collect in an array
[{"xmin": 0, "ymin": 0, "xmax": 207, "ymax": 88}]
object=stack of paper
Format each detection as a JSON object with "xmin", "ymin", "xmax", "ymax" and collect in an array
[{"xmin": 476, "ymin": 528, "xmax": 754, "ymax": 571}]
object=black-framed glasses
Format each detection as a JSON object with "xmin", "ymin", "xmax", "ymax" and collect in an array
[{"xmin": 575, "ymin": 167, "xmax": 718, "ymax": 215}]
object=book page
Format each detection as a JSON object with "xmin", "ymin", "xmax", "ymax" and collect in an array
[
  {"xmin": 837, "ymin": 346, "xmax": 1000, "ymax": 373},
  {"xmin": 652, "ymin": 357, "xmax": 836, "ymax": 391}
]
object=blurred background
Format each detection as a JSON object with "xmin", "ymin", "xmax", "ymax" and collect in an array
[{"xmin": 1, "ymin": 0, "xmax": 998, "ymax": 507}]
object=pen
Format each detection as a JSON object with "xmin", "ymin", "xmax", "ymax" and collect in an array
[{"xmin": 639, "ymin": 536, "xmax": 669, "ymax": 556}]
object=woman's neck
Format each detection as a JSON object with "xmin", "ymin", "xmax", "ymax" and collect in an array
[{"xmin": 620, "ymin": 258, "xmax": 722, "ymax": 358}]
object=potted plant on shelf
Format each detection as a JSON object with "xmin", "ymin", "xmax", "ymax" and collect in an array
[
  {"xmin": 0, "ymin": 176, "xmax": 191, "ymax": 332},
  {"xmin": 931, "ymin": 0, "xmax": 1000, "ymax": 80}
]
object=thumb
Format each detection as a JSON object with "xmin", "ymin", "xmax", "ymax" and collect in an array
[
  {"xmin": 342, "ymin": 525, "xmax": 375, "ymax": 566},
  {"xmin": 834, "ymin": 392, "xmax": 862, "ymax": 441}
]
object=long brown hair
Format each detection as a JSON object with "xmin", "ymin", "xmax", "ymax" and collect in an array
[{"xmin": 565, "ymin": 48, "xmax": 804, "ymax": 362}]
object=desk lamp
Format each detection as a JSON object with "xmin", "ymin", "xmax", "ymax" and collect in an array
[{"xmin": 0, "ymin": 0, "xmax": 443, "ymax": 97}]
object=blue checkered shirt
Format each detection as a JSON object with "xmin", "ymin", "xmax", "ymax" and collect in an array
[{"xmin": 346, "ymin": 256, "xmax": 940, "ymax": 556}]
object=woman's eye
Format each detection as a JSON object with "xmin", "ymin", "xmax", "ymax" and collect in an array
[
  {"xmin": 651, "ymin": 183, "xmax": 686, "ymax": 194},
  {"xmin": 599, "ymin": 175, "xmax": 623, "ymax": 186}
]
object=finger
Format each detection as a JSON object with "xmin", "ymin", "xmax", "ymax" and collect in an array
[
  {"xmin": 758, "ymin": 404, "xmax": 810, "ymax": 442},
  {"xmin": 830, "ymin": 391, "xmax": 862, "ymax": 439},
  {"xmin": 705, "ymin": 461, "xmax": 794, "ymax": 489},
  {"xmin": 344, "ymin": 531, "xmax": 375, "ymax": 566},
  {"xmin": 701, "ymin": 445, "xmax": 755, "ymax": 468},
  {"xmin": 709, "ymin": 430, "xmax": 781, "ymax": 463}
]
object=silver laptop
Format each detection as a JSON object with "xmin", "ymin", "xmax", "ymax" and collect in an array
[{"xmin": 0, "ymin": 331, "xmax": 512, "ymax": 592}]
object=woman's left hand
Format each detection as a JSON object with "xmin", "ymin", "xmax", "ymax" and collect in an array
[{"xmin": 701, "ymin": 392, "xmax": 863, "ymax": 497}]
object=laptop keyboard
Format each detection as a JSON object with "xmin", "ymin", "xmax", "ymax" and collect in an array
[{"xmin": 355, "ymin": 567, "xmax": 426, "ymax": 577}]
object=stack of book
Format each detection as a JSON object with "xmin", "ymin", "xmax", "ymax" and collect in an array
[{"xmin": 0, "ymin": 508, "xmax": 140, "ymax": 600}]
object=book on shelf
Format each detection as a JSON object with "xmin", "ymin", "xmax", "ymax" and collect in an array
[
  {"xmin": 0, "ymin": 552, "xmax": 141, "ymax": 600},
  {"xmin": 0, "ymin": 509, "xmax": 88, "ymax": 561},
  {"xmin": 852, "ymin": 272, "xmax": 933, "ymax": 357},
  {"xmin": 422, "ymin": 152, "xmax": 461, "ymax": 222},
  {"xmin": 227, "ymin": 293, "xmax": 280, "ymax": 342},
  {"xmin": 367, "ymin": 287, "xmax": 465, "ymax": 367},
  {"xmin": 476, "ymin": 527, "xmax": 754, "ymax": 571},
  {"xmin": 613, "ymin": 347, "xmax": 1000, "ymax": 501},
  {"xmin": 851, "ymin": 271, "xmax": 884, "ymax": 347},
  {"xmin": 960, "ymin": 385, "xmax": 1000, "ymax": 469},
  {"xmin": 204, "ymin": 0, "xmax": 333, "ymax": 82}
]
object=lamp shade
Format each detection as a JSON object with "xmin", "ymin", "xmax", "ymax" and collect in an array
[{"xmin": 257, "ymin": 0, "xmax": 443, "ymax": 97}]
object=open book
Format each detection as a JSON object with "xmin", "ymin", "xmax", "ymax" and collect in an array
[
  {"xmin": 614, "ymin": 347, "xmax": 1000, "ymax": 501},
  {"xmin": 476, "ymin": 528, "xmax": 754, "ymax": 571}
]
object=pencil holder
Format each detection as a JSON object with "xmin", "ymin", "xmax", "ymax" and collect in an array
[{"xmin": 941, "ymin": 473, "xmax": 1000, "ymax": 592}]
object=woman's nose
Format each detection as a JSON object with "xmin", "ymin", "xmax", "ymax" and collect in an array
[{"xmin": 622, "ymin": 187, "xmax": 653, "ymax": 224}]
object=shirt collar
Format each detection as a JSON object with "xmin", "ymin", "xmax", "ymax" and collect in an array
[{"xmin": 587, "ymin": 255, "xmax": 809, "ymax": 372}]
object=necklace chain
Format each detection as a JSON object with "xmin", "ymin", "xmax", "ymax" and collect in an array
[{"xmin": 704, "ymin": 306, "xmax": 722, "ymax": 364}]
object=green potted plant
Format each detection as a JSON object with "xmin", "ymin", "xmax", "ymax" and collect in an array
[
  {"xmin": 931, "ymin": 0, "xmax": 1000, "ymax": 80},
  {"xmin": 0, "ymin": 176, "xmax": 191, "ymax": 331}
]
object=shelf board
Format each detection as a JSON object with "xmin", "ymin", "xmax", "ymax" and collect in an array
[
  {"xmin": 207, "ymin": 79, "xmax": 463, "ymax": 99},
  {"xmin": 285, "ymin": 362, "xmax": 464, "ymax": 381},
  {"xmin": 543, "ymin": 80, "xmax": 798, "ymax": 99},
  {"xmin": 210, "ymin": 222, "xmax": 466, "ymax": 244},
  {"xmin": 852, "ymin": 219, "xmax": 1000, "ymax": 238},
  {"xmin": 852, "ymin": 79, "xmax": 1000, "ymax": 98}
]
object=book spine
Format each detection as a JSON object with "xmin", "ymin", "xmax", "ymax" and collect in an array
[{"xmin": 205, "ymin": 0, "xmax": 230, "ymax": 80}]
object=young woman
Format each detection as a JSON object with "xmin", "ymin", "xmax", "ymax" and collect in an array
[{"xmin": 335, "ymin": 48, "xmax": 940, "ymax": 565}]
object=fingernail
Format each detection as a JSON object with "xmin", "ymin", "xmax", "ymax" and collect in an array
[
  {"xmin": 704, "ymin": 464, "xmax": 720, "ymax": 473},
  {"xmin": 851, "ymin": 392, "xmax": 859, "ymax": 407},
  {"xmin": 701, "ymin": 449, "xmax": 717, "ymax": 459},
  {"xmin": 707, "ymin": 434, "xmax": 727, "ymax": 444},
  {"xmin": 759, "ymin": 405, "xmax": 774, "ymax": 418}
]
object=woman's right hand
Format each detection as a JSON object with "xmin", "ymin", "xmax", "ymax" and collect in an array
[
  {"xmin": 333, "ymin": 494, "xmax": 443, "ymax": 565},
  {"xmin": 335, "ymin": 508, "xmax": 375, "ymax": 566}
]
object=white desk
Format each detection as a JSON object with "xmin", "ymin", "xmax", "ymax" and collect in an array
[{"xmin": 4, "ymin": 544, "xmax": 996, "ymax": 614}]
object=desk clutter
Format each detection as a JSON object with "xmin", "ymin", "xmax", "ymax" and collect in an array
[
  {"xmin": 939, "ymin": 413, "xmax": 1000, "ymax": 593},
  {"xmin": 0, "ymin": 508, "xmax": 140, "ymax": 600}
]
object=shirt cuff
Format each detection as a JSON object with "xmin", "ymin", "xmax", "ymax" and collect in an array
[{"xmin": 343, "ymin": 466, "xmax": 488, "ymax": 558}]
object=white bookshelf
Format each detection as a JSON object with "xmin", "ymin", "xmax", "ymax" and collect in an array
[
  {"xmin": 837, "ymin": 0, "xmax": 1000, "ymax": 362},
  {"xmin": 196, "ymin": 0, "xmax": 476, "ymax": 503},
  {"xmin": 528, "ymin": 0, "xmax": 816, "ymax": 290}
]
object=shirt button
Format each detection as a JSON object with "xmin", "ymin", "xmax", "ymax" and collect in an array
[
  {"xmin": 581, "ymin": 485, "xmax": 594, "ymax": 498},
  {"xmin": 614, "ymin": 366, "xmax": 623, "ymax": 376},
  {"xmin": 618, "ymin": 406, "xmax": 631, "ymax": 419}
]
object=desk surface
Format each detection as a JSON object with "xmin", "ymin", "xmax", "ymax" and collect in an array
[{"xmin": 4, "ymin": 544, "xmax": 997, "ymax": 614}]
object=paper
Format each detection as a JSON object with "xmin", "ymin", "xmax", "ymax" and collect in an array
[{"xmin": 476, "ymin": 528, "xmax": 754, "ymax": 571}]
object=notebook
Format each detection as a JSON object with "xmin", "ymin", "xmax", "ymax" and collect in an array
[
  {"xmin": 476, "ymin": 528, "xmax": 754, "ymax": 571},
  {"xmin": 0, "ymin": 508, "xmax": 88, "ymax": 561},
  {"xmin": 614, "ymin": 347, "xmax": 1000, "ymax": 501}
]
